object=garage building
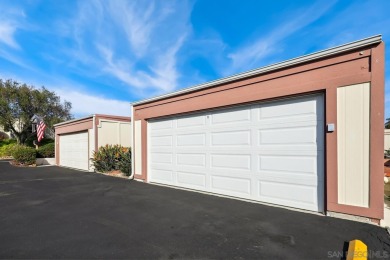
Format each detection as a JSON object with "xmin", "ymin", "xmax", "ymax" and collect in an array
[
  {"xmin": 54, "ymin": 114, "xmax": 131, "ymax": 171},
  {"xmin": 131, "ymin": 36, "xmax": 384, "ymax": 223}
]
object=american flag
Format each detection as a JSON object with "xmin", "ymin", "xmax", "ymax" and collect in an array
[{"xmin": 37, "ymin": 119, "xmax": 46, "ymax": 142}]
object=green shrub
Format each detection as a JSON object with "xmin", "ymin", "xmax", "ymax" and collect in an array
[
  {"xmin": 0, "ymin": 139, "xmax": 16, "ymax": 147},
  {"xmin": 12, "ymin": 145, "xmax": 36, "ymax": 165},
  {"xmin": 91, "ymin": 145, "xmax": 131, "ymax": 175},
  {"xmin": 118, "ymin": 147, "xmax": 131, "ymax": 176},
  {"xmin": 0, "ymin": 139, "xmax": 17, "ymax": 157},
  {"xmin": 36, "ymin": 143, "xmax": 55, "ymax": 158},
  {"xmin": 25, "ymin": 136, "xmax": 54, "ymax": 147}
]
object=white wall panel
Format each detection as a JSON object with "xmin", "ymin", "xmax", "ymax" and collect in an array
[
  {"xmin": 120, "ymin": 124, "xmax": 131, "ymax": 147},
  {"xmin": 97, "ymin": 120, "xmax": 131, "ymax": 148},
  {"xmin": 337, "ymin": 83, "xmax": 370, "ymax": 207}
]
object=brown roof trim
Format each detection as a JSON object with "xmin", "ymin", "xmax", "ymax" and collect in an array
[
  {"xmin": 54, "ymin": 114, "xmax": 131, "ymax": 127},
  {"xmin": 54, "ymin": 115, "xmax": 93, "ymax": 128}
]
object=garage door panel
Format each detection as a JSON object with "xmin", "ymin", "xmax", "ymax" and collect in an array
[
  {"xmin": 177, "ymin": 114, "xmax": 206, "ymax": 128},
  {"xmin": 59, "ymin": 131, "xmax": 89, "ymax": 171},
  {"xmin": 211, "ymin": 130, "xmax": 251, "ymax": 146},
  {"xmin": 177, "ymin": 171, "xmax": 206, "ymax": 189},
  {"xmin": 177, "ymin": 133, "xmax": 206, "ymax": 146},
  {"xmin": 255, "ymin": 149, "xmax": 320, "ymax": 156},
  {"xmin": 149, "ymin": 94, "xmax": 324, "ymax": 212},
  {"xmin": 150, "ymin": 120, "xmax": 173, "ymax": 130},
  {"xmin": 210, "ymin": 154, "xmax": 251, "ymax": 171},
  {"xmin": 208, "ymin": 171, "xmax": 254, "ymax": 184},
  {"xmin": 259, "ymin": 96, "xmax": 319, "ymax": 119},
  {"xmin": 258, "ymin": 172, "xmax": 320, "ymax": 186},
  {"xmin": 150, "ymin": 135, "xmax": 173, "ymax": 147},
  {"xmin": 151, "ymin": 169, "xmax": 174, "ymax": 182},
  {"xmin": 177, "ymin": 153, "xmax": 206, "ymax": 167},
  {"xmin": 256, "ymin": 118, "xmax": 321, "ymax": 128},
  {"xmin": 211, "ymin": 176, "xmax": 251, "ymax": 196},
  {"xmin": 259, "ymin": 155, "xmax": 316, "ymax": 174},
  {"xmin": 150, "ymin": 163, "xmax": 173, "ymax": 171},
  {"xmin": 258, "ymin": 181, "xmax": 319, "ymax": 210},
  {"xmin": 259, "ymin": 128, "xmax": 317, "ymax": 146},
  {"xmin": 150, "ymin": 153, "xmax": 173, "ymax": 164},
  {"xmin": 211, "ymin": 106, "xmax": 251, "ymax": 125}
]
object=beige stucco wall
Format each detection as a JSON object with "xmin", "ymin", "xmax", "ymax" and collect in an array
[
  {"xmin": 337, "ymin": 83, "xmax": 370, "ymax": 208},
  {"xmin": 97, "ymin": 120, "xmax": 131, "ymax": 148}
]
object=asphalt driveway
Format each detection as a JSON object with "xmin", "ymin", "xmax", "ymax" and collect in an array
[{"xmin": 0, "ymin": 160, "xmax": 389, "ymax": 259}]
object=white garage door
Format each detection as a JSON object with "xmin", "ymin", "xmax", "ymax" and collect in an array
[
  {"xmin": 148, "ymin": 95, "xmax": 324, "ymax": 212},
  {"xmin": 59, "ymin": 131, "xmax": 89, "ymax": 171}
]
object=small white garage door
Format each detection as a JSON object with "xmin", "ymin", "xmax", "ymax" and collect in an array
[
  {"xmin": 59, "ymin": 131, "xmax": 89, "ymax": 171},
  {"xmin": 148, "ymin": 95, "xmax": 324, "ymax": 212}
]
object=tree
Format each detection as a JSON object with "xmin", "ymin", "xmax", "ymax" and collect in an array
[
  {"xmin": 386, "ymin": 118, "xmax": 390, "ymax": 129},
  {"xmin": 0, "ymin": 79, "xmax": 73, "ymax": 144}
]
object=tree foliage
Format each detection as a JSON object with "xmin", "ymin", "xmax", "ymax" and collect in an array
[{"xmin": 0, "ymin": 79, "xmax": 73, "ymax": 144}]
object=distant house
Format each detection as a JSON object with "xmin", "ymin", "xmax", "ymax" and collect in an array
[{"xmin": 0, "ymin": 125, "xmax": 11, "ymax": 139}]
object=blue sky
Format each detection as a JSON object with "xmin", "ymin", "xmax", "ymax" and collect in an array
[{"xmin": 0, "ymin": 0, "xmax": 389, "ymax": 118}]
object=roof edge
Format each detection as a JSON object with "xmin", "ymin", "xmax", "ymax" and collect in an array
[
  {"xmin": 54, "ymin": 115, "xmax": 93, "ymax": 127},
  {"xmin": 94, "ymin": 114, "xmax": 131, "ymax": 120},
  {"xmin": 132, "ymin": 34, "xmax": 382, "ymax": 106},
  {"xmin": 54, "ymin": 114, "xmax": 131, "ymax": 127}
]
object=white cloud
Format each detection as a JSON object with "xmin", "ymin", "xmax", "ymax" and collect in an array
[
  {"xmin": 226, "ymin": 0, "xmax": 337, "ymax": 74},
  {"xmin": 97, "ymin": 37, "xmax": 184, "ymax": 94},
  {"xmin": 106, "ymin": 1, "xmax": 159, "ymax": 57},
  {"xmin": 56, "ymin": 0, "xmax": 192, "ymax": 97},
  {"xmin": 0, "ymin": 3, "xmax": 26, "ymax": 49},
  {"xmin": 52, "ymin": 88, "xmax": 131, "ymax": 118},
  {"xmin": 0, "ymin": 23, "xmax": 19, "ymax": 49}
]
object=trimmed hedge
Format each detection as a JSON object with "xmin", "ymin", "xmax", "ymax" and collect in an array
[
  {"xmin": 12, "ymin": 145, "xmax": 36, "ymax": 165},
  {"xmin": 91, "ymin": 145, "xmax": 131, "ymax": 175},
  {"xmin": 36, "ymin": 143, "xmax": 55, "ymax": 158},
  {"xmin": 0, "ymin": 139, "xmax": 17, "ymax": 157}
]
